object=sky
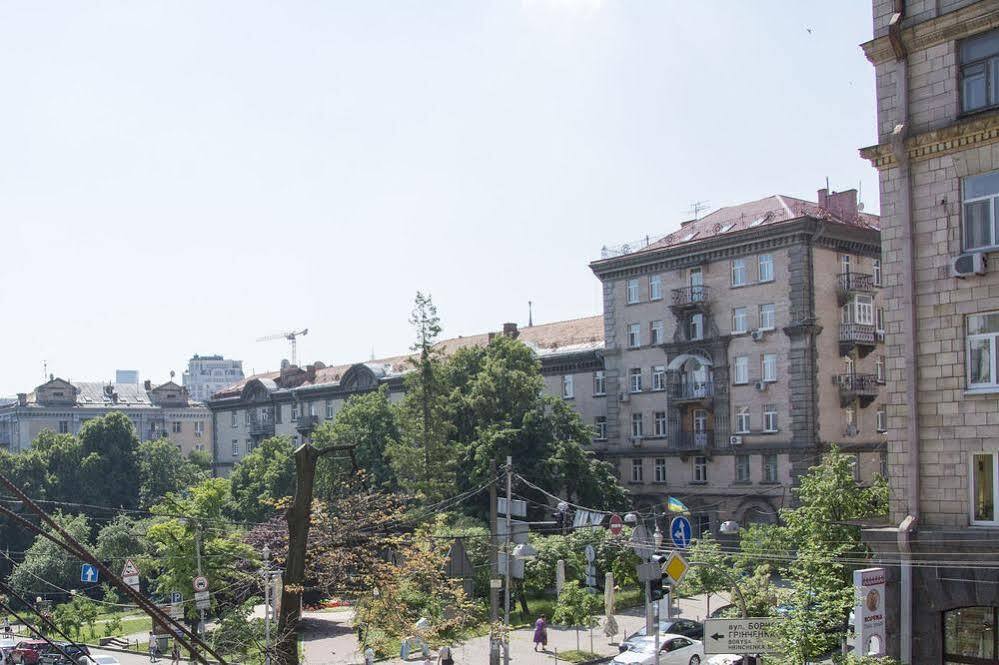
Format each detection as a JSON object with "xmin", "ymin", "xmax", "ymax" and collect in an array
[{"xmin": 0, "ymin": 1, "xmax": 880, "ymax": 395}]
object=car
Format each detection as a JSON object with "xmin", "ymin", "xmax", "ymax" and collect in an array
[
  {"xmin": 611, "ymin": 634, "xmax": 705, "ymax": 665},
  {"xmin": 39, "ymin": 643, "xmax": 91, "ymax": 665},
  {"xmin": 80, "ymin": 656, "xmax": 121, "ymax": 665},
  {"xmin": 1, "ymin": 638, "xmax": 18, "ymax": 664},
  {"xmin": 705, "ymin": 656, "xmax": 761, "ymax": 665},
  {"xmin": 10, "ymin": 640, "xmax": 55, "ymax": 665},
  {"xmin": 620, "ymin": 619, "xmax": 704, "ymax": 652}
]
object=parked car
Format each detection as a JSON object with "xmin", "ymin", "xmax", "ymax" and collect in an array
[
  {"xmin": 706, "ymin": 656, "xmax": 760, "ymax": 665},
  {"xmin": 620, "ymin": 619, "xmax": 704, "ymax": 652},
  {"xmin": 39, "ymin": 643, "xmax": 90, "ymax": 665},
  {"xmin": 80, "ymin": 656, "xmax": 120, "ymax": 665},
  {"xmin": 612, "ymin": 634, "xmax": 705, "ymax": 665},
  {"xmin": 10, "ymin": 640, "xmax": 59, "ymax": 665},
  {"xmin": 1, "ymin": 638, "xmax": 18, "ymax": 664}
]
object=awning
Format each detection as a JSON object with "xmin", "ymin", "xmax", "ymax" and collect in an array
[{"xmin": 667, "ymin": 353, "xmax": 713, "ymax": 371}]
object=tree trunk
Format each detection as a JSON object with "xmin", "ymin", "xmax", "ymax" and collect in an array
[{"xmin": 516, "ymin": 578, "xmax": 529, "ymax": 616}]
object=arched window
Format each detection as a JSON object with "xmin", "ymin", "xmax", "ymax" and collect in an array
[{"xmin": 945, "ymin": 606, "xmax": 998, "ymax": 664}]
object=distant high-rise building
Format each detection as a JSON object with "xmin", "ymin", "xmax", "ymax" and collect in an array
[
  {"xmin": 115, "ymin": 370, "xmax": 140, "ymax": 385},
  {"xmin": 183, "ymin": 355, "xmax": 244, "ymax": 402}
]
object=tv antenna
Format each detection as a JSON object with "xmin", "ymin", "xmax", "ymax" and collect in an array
[{"xmin": 685, "ymin": 201, "xmax": 710, "ymax": 220}]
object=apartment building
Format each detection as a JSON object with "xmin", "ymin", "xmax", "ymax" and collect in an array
[
  {"xmin": 0, "ymin": 377, "xmax": 211, "ymax": 455},
  {"xmin": 588, "ymin": 190, "xmax": 885, "ymax": 534},
  {"xmin": 860, "ymin": 1, "xmax": 999, "ymax": 662},
  {"xmin": 208, "ymin": 317, "xmax": 605, "ymax": 475},
  {"xmin": 182, "ymin": 355, "xmax": 244, "ymax": 402}
]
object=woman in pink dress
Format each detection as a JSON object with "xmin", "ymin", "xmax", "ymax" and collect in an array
[{"xmin": 533, "ymin": 615, "xmax": 548, "ymax": 651}]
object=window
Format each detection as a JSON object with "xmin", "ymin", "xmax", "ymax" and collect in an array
[
  {"xmin": 232, "ymin": 439, "xmax": 240, "ymax": 457},
  {"xmin": 631, "ymin": 459, "xmax": 643, "ymax": 483},
  {"xmin": 627, "ymin": 278, "xmax": 640, "ymax": 304},
  {"xmin": 759, "ymin": 303, "xmax": 776, "ymax": 331},
  {"xmin": 731, "ymin": 258, "xmax": 747, "ymax": 286},
  {"xmin": 876, "ymin": 407, "xmax": 887, "ymax": 433},
  {"xmin": 689, "ymin": 313, "xmax": 704, "ymax": 340},
  {"xmin": 876, "ymin": 307, "xmax": 885, "ymax": 335},
  {"xmin": 231, "ymin": 412, "xmax": 238, "ymax": 428},
  {"xmin": 58, "ymin": 421, "xmax": 68, "ymax": 434},
  {"xmin": 844, "ymin": 355, "xmax": 855, "ymax": 375},
  {"xmin": 736, "ymin": 406, "xmax": 750, "ymax": 433},
  {"xmin": 630, "ymin": 368, "xmax": 643, "ymax": 393},
  {"xmin": 693, "ymin": 409, "xmax": 708, "ymax": 433},
  {"xmin": 960, "ymin": 29, "xmax": 999, "ymax": 113},
  {"xmin": 845, "ymin": 295, "xmax": 875, "ymax": 326},
  {"xmin": 876, "ymin": 356, "xmax": 886, "ymax": 383},
  {"xmin": 972, "ymin": 452, "xmax": 997, "ymax": 525},
  {"xmin": 758, "ymin": 254, "xmax": 774, "ymax": 282},
  {"xmin": 763, "ymin": 404, "xmax": 778, "ymax": 432},
  {"xmin": 594, "ymin": 417, "xmax": 607, "ymax": 440},
  {"xmin": 763, "ymin": 454, "xmax": 778, "ymax": 483},
  {"xmin": 845, "ymin": 406, "xmax": 857, "ymax": 434},
  {"xmin": 562, "ymin": 375, "xmax": 574, "ymax": 399},
  {"xmin": 309, "ymin": 402, "xmax": 317, "ymax": 417},
  {"xmin": 650, "ymin": 275, "xmax": 663, "ymax": 301},
  {"xmin": 693, "ymin": 456, "xmax": 707, "ymax": 482},
  {"xmin": 651, "ymin": 365, "xmax": 666, "ymax": 391},
  {"xmin": 967, "ymin": 311, "xmax": 999, "ymax": 387},
  {"xmin": 194, "ymin": 421, "xmax": 204, "ymax": 437},
  {"xmin": 274, "ymin": 405, "xmax": 283, "ymax": 424},
  {"xmin": 736, "ymin": 455, "xmax": 750, "ymax": 482},
  {"xmin": 593, "ymin": 371, "xmax": 606, "ymax": 396},
  {"xmin": 245, "ymin": 411, "xmax": 251, "ymax": 426},
  {"xmin": 762, "ymin": 354, "xmax": 777, "ymax": 382},
  {"xmin": 172, "ymin": 422, "xmax": 182, "ymax": 434},
  {"xmin": 963, "ymin": 170, "xmax": 999, "ymax": 250},
  {"xmin": 653, "ymin": 411, "xmax": 667, "ymax": 437},
  {"xmin": 292, "ymin": 403, "xmax": 300, "ymax": 419},
  {"xmin": 628, "ymin": 323, "xmax": 641, "ymax": 348},
  {"xmin": 944, "ymin": 607, "xmax": 999, "ymax": 663},
  {"xmin": 733, "ymin": 356, "xmax": 749, "ymax": 385},
  {"xmin": 692, "ymin": 514, "xmax": 710, "ymax": 537},
  {"xmin": 631, "ymin": 413, "xmax": 644, "ymax": 438},
  {"xmin": 848, "ymin": 453, "xmax": 860, "ymax": 481},
  {"xmin": 732, "ymin": 307, "xmax": 748, "ymax": 334},
  {"xmin": 324, "ymin": 400, "xmax": 333, "ymax": 419},
  {"xmin": 841, "ymin": 254, "xmax": 851, "ymax": 273},
  {"xmin": 873, "ymin": 258, "xmax": 882, "ymax": 286},
  {"xmin": 654, "ymin": 458, "xmax": 667, "ymax": 483},
  {"xmin": 650, "ymin": 320, "xmax": 665, "ymax": 345},
  {"xmin": 246, "ymin": 439, "xmax": 254, "ymax": 454}
]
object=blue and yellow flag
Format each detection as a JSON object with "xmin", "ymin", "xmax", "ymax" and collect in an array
[{"xmin": 667, "ymin": 496, "xmax": 689, "ymax": 514}]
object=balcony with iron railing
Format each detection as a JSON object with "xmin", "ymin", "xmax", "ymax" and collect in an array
[
  {"xmin": 836, "ymin": 272, "xmax": 876, "ymax": 305},
  {"xmin": 668, "ymin": 380, "xmax": 715, "ymax": 403},
  {"xmin": 839, "ymin": 322, "xmax": 878, "ymax": 356},
  {"xmin": 670, "ymin": 286, "xmax": 712, "ymax": 312},
  {"xmin": 248, "ymin": 412, "xmax": 275, "ymax": 439},
  {"xmin": 835, "ymin": 373, "xmax": 880, "ymax": 408},
  {"xmin": 296, "ymin": 414, "xmax": 320, "ymax": 436},
  {"xmin": 670, "ymin": 430, "xmax": 713, "ymax": 451}
]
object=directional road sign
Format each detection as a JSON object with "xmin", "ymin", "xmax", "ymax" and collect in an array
[
  {"xmin": 663, "ymin": 551, "xmax": 690, "ymax": 586},
  {"xmin": 193, "ymin": 576, "xmax": 209, "ymax": 592},
  {"xmin": 703, "ymin": 618, "xmax": 782, "ymax": 655},
  {"xmin": 608, "ymin": 514, "xmax": 623, "ymax": 537},
  {"xmin": 670, "ymin": 516, "xmax": 692, "ymax": 550},
  {"xmin": 80, "ymin": 564, "xmax": 99, "ymax": 584}
]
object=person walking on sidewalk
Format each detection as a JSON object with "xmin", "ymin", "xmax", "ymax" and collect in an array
[
  {"xmin": 148, "ymin": 632, "xmax": 159, "ymax": 663},
  {"xmin": 171, "ymin": 641, "xmax": 180, "ymax": 665},
  {"xmin": 533, "ymin": 615, "xmax": 548, "ymax": 652},
  {"xmin": 437, "ymin": 645, "xmax": 454, "ymax": 665}
]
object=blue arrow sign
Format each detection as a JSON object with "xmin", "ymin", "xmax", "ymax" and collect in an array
[
  {"xmin": 81, "ymin": 564, "xmax": 98, "ymax": 583},
  {"xmin": 670, "ymin": 516, "xmax": 692, "ymax": 550}
]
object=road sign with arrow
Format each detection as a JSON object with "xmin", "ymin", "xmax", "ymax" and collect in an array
[
  {"xmin": 702, "ymin": 618, "xmax": 782, "ymax": 655},
  {"xmin": 80, "ymin": 564, "xmax": 98, "ymax": 584},
  {"xmin": 670, "ymin": 516, "xmax": 692, "ymax": 550}
]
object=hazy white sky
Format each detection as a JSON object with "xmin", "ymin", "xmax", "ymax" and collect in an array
[{"xmin": 0, "ymin": 1, "xmax": 879, "ymax": 395}]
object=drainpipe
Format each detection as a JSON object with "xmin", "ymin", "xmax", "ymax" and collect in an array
[{"xmin": 887, "ymin": 5, "xmax": 919, "ymax": 663}]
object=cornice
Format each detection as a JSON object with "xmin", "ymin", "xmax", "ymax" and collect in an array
[
  {"xmin": 860, "ymin": 111, "xmax": 999, "ymax": 170},
  {"xmin": 861, "ymin": 0, "xmax": 999, "ymax": 65}
]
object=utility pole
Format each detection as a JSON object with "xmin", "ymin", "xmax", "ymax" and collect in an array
[
  {"xmin": 489, "ymin": 459, "xmax": 499, "ymax": 624},
  {"xmin": 503, "ymin": 456, "xmax": 512, "ymax": 665},
  {"xmin": 194, "ymin": 526, "xmax": 205, "ymax": 636}
]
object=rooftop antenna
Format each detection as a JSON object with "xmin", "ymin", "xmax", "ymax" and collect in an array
[
  {"xmin": 685, "ymin": 201, "xmax": 710, "ymax": 220},
  {"xmin": 826, "ymin": 176, "xmax": 830, "ymax": 191},
  {"xmin": 528, "ymin": 301, "xmax": 534, "ymax": 327},
  {"xmin": 43, "ymin": 360, "xmax": 47, "ymax": 381},
  {"xmin": 256, "ymin": 328, "xmax": 309, "ymax": 366}
]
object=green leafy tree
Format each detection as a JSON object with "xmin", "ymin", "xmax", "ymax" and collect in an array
[
  {"xmin": 8, "ymin": 512, "xmax": 90, "ymax": 598},
  {"xmin": 95, "ymin": 515, "xmax": 146, "ymax": 567},
  {"xmin": 675, "ymin": 533, "xmax": 729, "ymax": 617},
  {"xmin": 73, "ymin": 595, "xmax": 99, "ymax": 638},
  {"xmin": 137, "ymin": 438, "xmax": 207, "ymax": 508},
  {"xmin": 227, "ymin": 437, "xmax": 295, "ymax": 522},
  {"xmin": 188, "ymin": 449, "xmax": 213, "ymax": 472},
  {"xmin": 77, "ymin": 412, "xmax": 142, "ymax": 509},
  {"xmin": 552, "ymin": 581, "xmax": 602, "ymax": 652},
  {"xmin": 732, "ymin": 564, "xmax": 782, "ymax": 618},
  {"xmin": 52, "ymin": 601, "xmax": 83, "ymax": 639},
  {"xmin": 210, "ymin": 597, "xmax": 265, "ymax": 663}
]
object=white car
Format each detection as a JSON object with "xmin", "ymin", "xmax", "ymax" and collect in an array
[
  {"xmin": 611, "ymin": 634, "xmax": 705, "ymax": 665},
  {"xmin": 79, "ymin": 656, "xmax": 121, "ymax": 665},
  {"xmin": 706, "ymin": 656, "xmax": 760, "ymax": 665}
]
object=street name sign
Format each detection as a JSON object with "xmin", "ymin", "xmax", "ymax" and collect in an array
[
  {"xmin": 80, "ymin": 564, "xmax": 98, "ymax": 584},
  {"xmin": 670, "ymin": 516, "xmax": 692, "ymax": 550},
  {"xmin": 703, "ymin": 618, "xmax": 781, "ymax": 655}
]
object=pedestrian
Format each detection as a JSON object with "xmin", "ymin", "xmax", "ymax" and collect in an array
[
  {"xmin": 533, "ymin": 615, "xmax": 548, "ymax": 652},
  {"xmin": 148, "ymin": 632, "xmax": 159, "ymax": 663},
  {"xmin": 437, "ymin": 644, "xmax": 454, "ymax": 665},
  {"xmin": 171, "ymin": 641, "xmax": 180, "ymax": 665},
  {"xmin": 1, "ymin": 617, "xmax": 9, "ymax": 637}
]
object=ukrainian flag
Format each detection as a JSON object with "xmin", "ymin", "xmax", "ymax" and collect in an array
[{"xmin": 667, "ymin": 496, "xmax": 689, "ymax": 514}]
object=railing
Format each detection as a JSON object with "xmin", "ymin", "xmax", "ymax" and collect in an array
[
  {"xmin": 670, "ymin": 286, "xmax": 711, "ymax": 307},
  {"xmin": 839, "ymin": 323, "xmax": 877, "ymax": 345},
  {"xmin": 835, "ymin": 373, "xmax": 880, "ymax": 396},
  {"xmin": 672, "ymin": 430, "xmax": 713, "ymax": 450},
  {"xmin": 248, "ymin": 413, "xmax": 275, "ymax": 438},
  {"xmin": 837, "ymin": 272, "xmax": 876, "ymax": 292},
  {"xmin": 296, "ymin": 415, "xmax": 320, "ymax": 434},
  {"xmin": 668, "ymin": 381, "xmax": 715, "ymax": 401},
  {"xmin": 600, "ymin": 235, "xmax": 658, "ymax": 259}
]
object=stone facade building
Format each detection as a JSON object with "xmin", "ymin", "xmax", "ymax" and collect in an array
[
  {"xmin": 0, "ymin": 377, "xmax": 211, "ymax": 455},
  {"xmin": 589, "ymin": 191, "xmax": 885, "ymax": 534},
  {"xmin": 182, "ymin": 355, "xmax": 244, "ymax": 402},
  {"xmin": 860, "ymin": 1, "xmax": 999, "ymax": 662}
]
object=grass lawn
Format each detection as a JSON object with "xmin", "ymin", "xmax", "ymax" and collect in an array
[
  {"xmin": 556, "ymin": 651, "xmax": 601, "ymax": 663},
  {"xmin": 76, "ymin": 616, "xmax": 153, "ymax": 643}
]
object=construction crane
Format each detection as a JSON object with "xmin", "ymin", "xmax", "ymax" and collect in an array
[{"xmin": 257, "ymin": 329, "xmax": 308, "ymax": 366}]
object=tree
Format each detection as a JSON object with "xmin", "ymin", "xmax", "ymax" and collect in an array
[
  {"xmin": 137, "ymin": 438, "xmax": 207, "ymax": 508},
  {"xmin": 210, "ymin": 597, "xmax": 265, "ymax": 663},
  {"xmin": 95, "ymin": 515, "xmax": 146, "ymax": 566},
  {"xmin": 8, "ymin": 512, "xmax": 90, "ymax": 598},
  {"xmin": 227, "ymin": 437, "xmax": 296, "ymax": 522},
  {"xmin": 675, "ymin": 534, "xmax": 729, "ymax": 617},
  {"xmin": 551, "ymin": 581, "xmax": 602, "ymax": 652},
  {"xmin": 77, "ymin": 412, "xmax": 142, "ymax": 509},
  {"xmin": 188, "ymin": 449, "xmax": 213, "ymax": 472}
]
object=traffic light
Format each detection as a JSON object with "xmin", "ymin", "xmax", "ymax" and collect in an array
[{"xmin": 650, "ymin": 554, "xmax": 670, "ymax": 601}]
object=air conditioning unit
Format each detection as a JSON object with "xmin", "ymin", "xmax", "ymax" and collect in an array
[
  {"xmin": 751, "ymin": 329, "xmax": 765, "ymax": 342},
  {"xmin": 619, "ymin": 392, "xmax": 630, "ymax": 403},
  {"xmin": 951, "ymin": 252, "xmax": 988, "ymax": 278},
  {"xmin": 630, "ymin": 436, "xmax": 643, "ymax": 447},
  {"xmin": 754, "ymin": 380, "xmax": 768, "ymax": 391},
  {"xmin": 729, "ymin": 435, "xmax": 743, "ymax": 446}
]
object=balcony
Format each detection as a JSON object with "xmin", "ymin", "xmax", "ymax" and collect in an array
[
  {"xmin": 671, "ymin": 430, "xmax": 713, "ymax": 451},
  {"xmin": 669, "ymin": 286, "xmax": 712, "ymax": 312},
  {"xmin": 248, "ymin": 414, "xmax": 275, "ymax": 439},
  {"xmin": 835, "ymin": 373, "xmax": 880, "ymax": 408},
  {"xmin": 668, "ymin": 380, "xmax": 715, "ymax": 404},
  {"xmin": 839, "ymin": 323, "xmax": 878, "ymax": 357},
  {"xmin": 836, "ymin": 272, "xmax": 876, "ymax": 305},
  {"xmin": 296, "ymin": 414, "xmax": 320, "ymax": 437}
]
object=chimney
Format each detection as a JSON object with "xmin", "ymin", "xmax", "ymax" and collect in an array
[
  {"xmin": 143, "ymin": 379, "xmax": 152, "ymax": 391},
  {"xmin": 502, "ymin": 322, "xmax": 519, "ymax": 339},
  {"xmin": 306, "ymin": 364, "xmax": 317, "ymax": 383},
  {"xmin": 817, "ymin": 188, "xmax": 858, "ymax": 221},
  {"xmin": 17, "ymin": 393, "xmax": 27, "ymax": 406}
]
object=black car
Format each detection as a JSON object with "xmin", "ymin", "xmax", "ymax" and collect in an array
[
  {"xmin": 619, "ymin": 619, "xmax": 704, "ymax": 651},
  {"xmin": 39, "ymin": 643, "xmax": 90, "ymax": 665}
]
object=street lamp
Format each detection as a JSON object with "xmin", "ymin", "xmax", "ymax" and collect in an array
[
  {"xmin": 653, "ymin": 524, "xmax": 663, "ymax": 550},
  {"xmin": 624, "ymin": 512, "xmax": 638, "ymax": 524},
  {"xmin": 720, "ymin": 520, "xmax": 740, "ymax": 535},
  {"xmin": 512, "ymin": 543, "xmax": 537, "ymax": 560}
]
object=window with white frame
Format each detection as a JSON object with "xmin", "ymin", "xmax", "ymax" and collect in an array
[
  {"xmin": 562, "ymin": 375, "xmax": 574, "ymax": 399},
  {"xmin": 762, "ymin": 354, "xmax": 777, "ymax": 382},
  {"xmin": 972, "ymin": 451, "xmax": 998, "ymax": 525},
  {"xmin": 172, "ymin": 421, "xmax": 182, "ymax": 434},
  {"xmin": 628, "ymin": 323, "xmax": 641, "ymax": 348},
  {"xmin": 232, "ymin": 439, "xmax": 240, "ymax": 457},
  {"xmin": 693, "ymin": 456, "xmax": 708, "ymax": 482},
  {"xmin": 650, "ymin": 320, "xmax": 665, "ymax": 345},
  {"xmin": 593, "ymin": 370, "xmax": 606, "ymax": 396},
  {"xmin": 736, "ymin": 454, "xmax": 750, "ymax": 482},
  {"xmin": 731, "ymin": 258, "xmax": 747, "ymax": 286},
  {"xmin": 758, "ymin": 254, "xmax": 774, "ymax": 282},
  {"xmin": 631, "ymin": 458, "xmax": 643, "ymax": 483},
  {"xmin": 876, "ymin": 356, "xmax": 886, "ymax": 383},
  {"xmin": 844, "ymin": 355, "xmax": 855, "ymax": 375},
  {"xmin": 736, "ymin": 406, "xmax": 751, "ymax": 433},
  {"xmin": 961, "ymin": 30, "xmax": 999, "ymax": 114},
  {"xmin": 194, "ymin": 421, "xmax": 204, "ymax": 437},
  {"xmin": 963, "ymin": 170, "xmax": 999, "ymax": 250},
  {"xmin": 631, "ymin": 413, "xmax": 644, "ymax": 437},
  {"xmin": 652, "ymin": 365, "xmax": 666, "ymax": 391},
  {"xmin": 733, "ymin": 356, "xmax": 749, "ymax": 385},
  {"xmin": 841, "ymin": 254, "xmax": 851, "ymax": 273},
  {"xmin": 231, "ymin": 412, "xmax": 238, "ymax": 427},
  {"xmin": 873, "ymin": 258, "xmax": 882, "ymax": 286},
  {"xmin": 630, "ymin": 368, "xmax": 643, "ymax": 393},
  {"xmin": 292, "ymin": 403, "xmax": 300, "ymax": 419},
  {"xmin": 245, "ymin": 411, "xmax": 251, "ymax": 426},
  {"xmin": 763, "ymin": 454, "xmax": 778, "ymax": 483},
  {"xmin": 876, "ymin": 307, "xmax": 885, "ymax": 335},
  {"xmin": 650, "ymin": 275, "xmax": 663, "ymax": 301},
  {"xmin": 759, "ymin": 303, "xmax": 776, "ymax": 331},
  {"xmin": 845, "ymin": 406, "xmax": 857, "ymax": 433},
  {"xmin": 689, "ymin": 313, "xmax": 704, "ymax": 340},
  {"xmin": 653, "ymin": 411, "xmax": 667, "ymax": 437},
  {"xmin": 594, "ymin": 417, "xmax": 607, "ymax": 440},
  {"xmin": 967, "ymin": 311, "xmax": 999, "ymax": 388},
  {"xmin": 763, "ymin": 404, "xmax": 778, "ymax": 432},
  {"xmin": 876, "ymin": 407, "xmax": 887, "ymax": 433},
  {"xmin": 732, "ymin": 307, "xmax": 748, "ymax": 334},
  {"xmin": 246, "ymin": 439, "xmax": 254, "ymax": 454},
  {"xmin": 627, "ymin": 278, "xmax": 640, "ymax": 304},
  {"xmin": 844, "ymin": 295, "xmax": 875, "ymax": 326},
  {"xmin": 58, "ymin": 421, "xmax": 69, "ymax": 434},
  {"xmin": 654, "ymin": 458, "xmax": 667, "ymax": 483}
]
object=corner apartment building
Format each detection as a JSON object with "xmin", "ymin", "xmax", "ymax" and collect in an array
[
  {"xmin": 860, "ymin": 1, "xmax": 999, "ymax": 662},
  {"xmin": 0, "ymin": 377, "xmax": 211, "ymax": 455},
  {"xmin": 182, "ymin": 355, "xmax": 244, "ymax": 402},
  {"xmin": 588, "ymin": 191, "xmax": 885, "ymax": 533}
]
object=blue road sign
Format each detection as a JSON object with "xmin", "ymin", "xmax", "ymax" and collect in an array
[
  {"xmin": 670, "ymin": 516, "xmax": 692, "ymax": 550},
  {"xmin": 170, "ymin": 592, "xmax": 183, "ymax": 604},
  {"xmin": 81, "ymin": 564, "xmax": 99, "ymax": 583}
]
